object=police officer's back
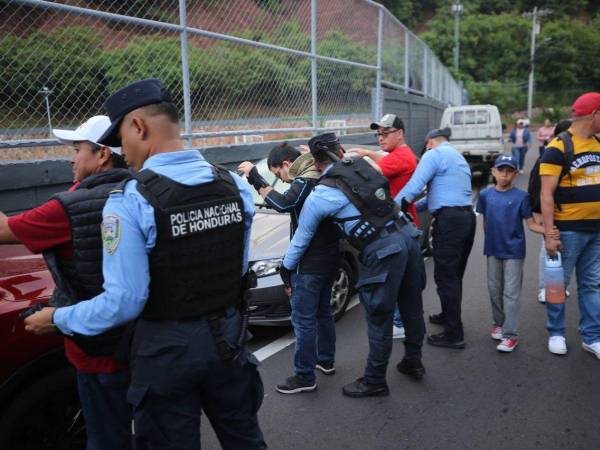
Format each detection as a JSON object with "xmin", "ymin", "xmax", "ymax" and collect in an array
[
  {"xmin": 282, "ymin": 133, "xmax": 426, "ymax": 397},
  {"xmin": 49, "ymin": 80, "xmax": 267, "ymax": 450}
]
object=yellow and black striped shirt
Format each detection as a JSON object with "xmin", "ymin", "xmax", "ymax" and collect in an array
[{"xmin": 539, "ymin": 128, "xmax": 600, "ymax": 232}]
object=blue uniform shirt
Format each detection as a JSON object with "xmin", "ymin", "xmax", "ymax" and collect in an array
[
  {"xmin": 53, "ymin": 150, "xmax": 255, "ymax": 336},
  {"xmin": 476, "ymin": 186, "xmax": 532, "ymax": 259},
  {"xmin": 395, "ymin": 141, "xmax": 472, "ymax": 214},
  {"xmin": 282, "ymin": 164, "xmax": 363, "ymax": 270}
]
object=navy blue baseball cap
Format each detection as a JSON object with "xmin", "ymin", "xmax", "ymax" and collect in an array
[
  {"xmin": 99, "ymin": 79, "xmax": 173, "ymax": 147},
  {"xmin": 308, "ymin": 132, "xmax": 340, "ymax": 155},
  {"xmin": 494, "ymin": 155, "xmax": 518, "ymax": 169},
  {"xmin": 424, "ymin": 127, "xmax": 451, "ymax": 143}
]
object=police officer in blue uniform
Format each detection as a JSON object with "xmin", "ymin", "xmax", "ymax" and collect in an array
[
  {"xmin": 281, "ymin": 133, "xmax": 426, "ymax": 397},
  {"xmin": 25, "ymin": 79, "xmax": 267, "ymax": 449},
  {"xmin": 396, "ymin": 127, "xmax": 474, "ymax": 349}
]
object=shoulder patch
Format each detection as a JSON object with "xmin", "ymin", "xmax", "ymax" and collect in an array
[{"xmin": 102, "ymin": 214, "xmax": 122, "ymax": 255}]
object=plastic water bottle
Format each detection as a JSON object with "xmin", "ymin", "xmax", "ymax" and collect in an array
[{"xmin": 544, "ymin": 252, "xmax": 565, "ymax": 304}]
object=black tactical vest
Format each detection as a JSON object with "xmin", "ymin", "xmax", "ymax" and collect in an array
[
  {"xmin": 319, "ymin": 157, "xmax": 401, "ymax": 250},
  {"xmin": 134, "ymin": 167, "xmax": 246, "ymax": 320},
  {"xmin": 293, "ymin": 178, "xmax": 340, "ymax": 275},
  {"xmin": 45, "ymin": 169, "xmax": 131, "ymax": 356}
]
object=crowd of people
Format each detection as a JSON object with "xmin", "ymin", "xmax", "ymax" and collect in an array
[{"xmin": 0, "ymin": 79, "xmax": 598, "ymax": 449}]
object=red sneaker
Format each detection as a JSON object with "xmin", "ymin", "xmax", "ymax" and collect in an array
[
  {"xmin": 497, "ymin": 338, "xmax": 518, "ymax": 352},
  {"xmin": 490, "ymin": 326, "xmax": 503, "ymax": 340}
]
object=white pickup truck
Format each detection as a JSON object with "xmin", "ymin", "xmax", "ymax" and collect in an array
[{"xmin": 441, "ymin": 105, "xmax": 505, "ymax": 172}]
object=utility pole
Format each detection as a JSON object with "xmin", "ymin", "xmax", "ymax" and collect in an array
[
  {"xmin": 452, "ymin": 1, "xmax": 463, "ymax": 71},
  {"xmin": 527, "ymin": 6, "xmax": 539, "ymax": 120}
]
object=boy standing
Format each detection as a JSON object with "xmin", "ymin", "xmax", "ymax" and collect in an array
[{"xmin": 476, "ymin": 155, "xmax": 544, "ymax": 352}]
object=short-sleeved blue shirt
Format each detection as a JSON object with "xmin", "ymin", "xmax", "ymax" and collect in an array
[{"xmin": 476, "ymin": 187, "xmax": 532, "ymax": 259}]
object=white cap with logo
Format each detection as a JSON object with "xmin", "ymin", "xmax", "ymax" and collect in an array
[{"xmin": 52, "ymin": 115, "xmax": 122, "ymax": 155}]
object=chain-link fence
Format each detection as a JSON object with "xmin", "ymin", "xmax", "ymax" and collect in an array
[{"xmin": 0, "ymin": 0, "xmax": 462, "ymax": 156}]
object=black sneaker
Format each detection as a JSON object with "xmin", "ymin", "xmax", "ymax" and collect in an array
[
  {"xmin": 276, "ymin": 375, "xmax": 317, "ymax": 394},
  {"xmin": 428, "ymin": 313, "xmax": 446, "ymax": 325},
  {"xmin": 342, "ymin": 377, "xmax": 389, "ymax": 398},
  {"xmin": 396, "ymin": 358, "xmax": 426, "ymax": 380},
  {"xmin": 427, "ymin": 332, "xmax": 466, "ymax": 349},
  {"xmin": 315, "ymin": 361, "xmax": 336, "ymax": 375}
]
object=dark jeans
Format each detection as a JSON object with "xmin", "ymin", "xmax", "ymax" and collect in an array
[
  {"xmin": 127, "ymin": 313, "xmax": 267, "ymax": 450},
  {"xmin": 432, "ymin": 207, "xmax": 476, "ymax": 340},
  {"xmin": 77, "ymin": 370, "xmax": 132, "ymax": 450},
  {"xmin": 357, "ymin": 223, "xmax": 426, "ymax": 385},
  {"xmin": 290, "ymin": 272, "xmax": 336, "ymax": 382}
]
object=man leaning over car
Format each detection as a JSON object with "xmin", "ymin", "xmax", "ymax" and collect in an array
[
  {"xmin": 238, "ymin": 143, "xmax": 341, "ymax": 394},
  {"xmin": 0, "ymin": 116, "xmax": 132, "ymax": 450}
]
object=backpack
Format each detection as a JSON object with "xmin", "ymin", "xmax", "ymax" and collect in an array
[
  {"xmin": 527, "ymin": 131, "xmax": 584, "ymax": 213},
  {"xmin": 319, "ymin": 157, "xmax": 401, "ymax": 250}
]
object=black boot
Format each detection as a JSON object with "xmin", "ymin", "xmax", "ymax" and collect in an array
[
  {"xmin": 427, "ymin": 332, "xmax": 466, "ymax": 349},
  {"xmin": 428, "ymin": 312, "xmax": 446, "ymax": 325},
  {"xmin": 342, "ymin": 377, "xmax": 389, "ymax": 398},
  {"xmin": 396, "ymin": 358, "xmax": 426, "ymax": 380}
]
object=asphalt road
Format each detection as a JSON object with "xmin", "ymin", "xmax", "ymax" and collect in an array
[{"xmin": 203, "ymin": 141, "xmax": 600, "ymax": 449}]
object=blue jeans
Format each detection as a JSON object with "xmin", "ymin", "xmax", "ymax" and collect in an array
[
  {"xmin": 393, "ymin": 307, "xmax": 403, "ymax": 328},
  {"xmin": 546, "ymin": 231, "xmax": 600, "ymax": 344},
  {"xmin": 511, "ymin": 146, "xmax": 528, "ymax": 170},
  {"xmin": 77, "ymin": 370, "xmax": 132, "ymax": 450},
  {"xmin": 290, "ymin": 272, "xmax": 336, "ymax": 382}
]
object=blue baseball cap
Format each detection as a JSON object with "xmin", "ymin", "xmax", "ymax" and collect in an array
[
  {"xmin": 99, "ymin": 79, "xmax": 173, "ymax": 147},
  {"xmin": 494, "ymin": 155, "xmax": 518, "ymax": 169}
]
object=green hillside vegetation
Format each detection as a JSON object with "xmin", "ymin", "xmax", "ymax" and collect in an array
[
  {"xmin": 381, "ymin": 0, "xmax": 600, "ymax": 113},
  {"xmin": 0, "ymin": 23, "xmax": 381, "ymax": 127}
]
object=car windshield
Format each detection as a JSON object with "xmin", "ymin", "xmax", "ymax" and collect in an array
[{"xmin": 250, "ymin": 158, "xmax": 288, "ymax": 206}]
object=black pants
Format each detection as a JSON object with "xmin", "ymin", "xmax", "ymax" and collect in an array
[
  {"xmin": 127, "ymin": 312, "xmax": 267, "ymax": 450},
  {"xmin": 432, "ymin": 207, "xmax": 476, "ymax": 340},
  {"xmin": 357, "ymin": 222, "xmax": 426, "ymax": 384}
]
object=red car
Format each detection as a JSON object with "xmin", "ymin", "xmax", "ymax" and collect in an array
[{"xmin": 0, "ymin": 244, "xmax": 85, "ymax": 449}]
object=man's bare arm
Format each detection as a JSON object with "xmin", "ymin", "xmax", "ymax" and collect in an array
[
  {"xmin": 347, "ymin": 148, "xmax": 385, "ymax": 162},
  {"xmin": 0, "ymin": 212, "xmax": 19, "ymax": 244},
  {"xmin": 540, "ymin": 175, "xmax": 561, "ymax": 255}
]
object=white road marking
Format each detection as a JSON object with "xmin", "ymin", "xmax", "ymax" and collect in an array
[{"xmin": 252, "ymin": 256, "xmax": 432, "ymax": 362}]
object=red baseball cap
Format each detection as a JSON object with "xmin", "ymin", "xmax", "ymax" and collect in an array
[{"xmin": 571, "ymin": 92, "xmax": 600, "ymax": 117}]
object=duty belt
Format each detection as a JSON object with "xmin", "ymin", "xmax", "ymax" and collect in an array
[{"xmin": 433, "ymin": 205, "xmax": 472, "ymax": 217}]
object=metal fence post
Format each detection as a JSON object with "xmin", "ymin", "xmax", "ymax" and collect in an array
[
  {"xmin": 178, "ymin": 0, "xmax": 192, "ymax": 148},
  {"xmin": 404, "ymin": 29, "xmax": 409, "ymax": 93},
  {"xmin": 310, "ymin": 0, "xmax": 318, "ymax": 133},
  {"xmin": 374, "ymin": 7, "xmax": 383, "ymax": 120}
]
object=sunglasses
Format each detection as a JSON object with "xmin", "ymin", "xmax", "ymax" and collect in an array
[{"xmin": 375, "ymin": 129, "xmax": 399, "ymax": 138}]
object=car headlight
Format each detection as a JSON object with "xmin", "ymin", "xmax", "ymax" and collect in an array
[{"xmin": 250, "ymin": 258, "xmax": 282, "ymax": 278}]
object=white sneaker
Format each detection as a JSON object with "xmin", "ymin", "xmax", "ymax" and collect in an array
[
  {"xmin": 393, "ymin": 325, "xmax": 406, "ymax": 340},
  {"xmin": 566, "ymin": 289, "xmax": 570, "ymax": 297},
  {"xmin": 548, "ymin": 336, "xmax": 567, "ymax": 355},
  {"xmin": 582, "ymin": 342, "xmax": 600, "ymax": 359},
  {"xmin": 537, "ymin": 288, "xmax": 546, "ymax": 303}
]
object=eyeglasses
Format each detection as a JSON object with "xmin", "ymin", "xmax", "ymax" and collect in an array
[{"xmin": 375, "ymin": 129, "xmax": 399, "ymax": 138}]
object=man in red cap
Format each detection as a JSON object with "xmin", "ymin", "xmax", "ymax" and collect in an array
[{"xmin": 540, "ymin": 92, "xmax": 600, "ymax": 359}]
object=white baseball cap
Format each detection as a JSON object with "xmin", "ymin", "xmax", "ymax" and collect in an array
[{"xmin": 53, "ymin": 115, "xmax": 122, "ymax": 155}]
